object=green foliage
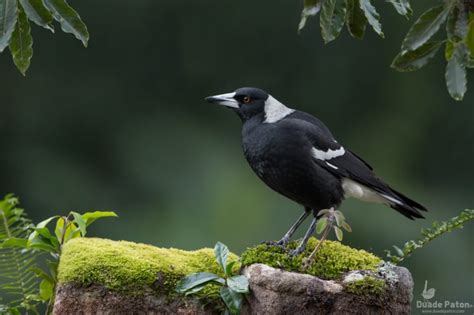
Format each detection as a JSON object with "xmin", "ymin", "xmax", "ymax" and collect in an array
[
  {"xmin": 344, "ymin": 275, "xmax": 386, "ymax": 296},
  {"xmin": 299, "ymin": 0, "xmax": 473, "ymax": 101},
  {"xmin": 177, "ymin": 242, "xmax": 249, "ymax": 315},
  {"xmin": 0, "ymin": 195, "xmax": 40, "ymax": 314},
  {"xmin": 0, "ymin": 194, "xmax": 117, "ymax": 314},
  {"xmin": 0, "ymin": 0, "xmax": 88, "ymax": 75},
  {"xmin": 386, "ymin": 209, "xmax": 474, "ymax": 264},
  {"xmin": 241, "ymin": 237, "xmax": 381, "ymax": 280}
]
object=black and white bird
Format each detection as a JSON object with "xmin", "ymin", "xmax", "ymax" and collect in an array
[{"xmin": 206, "ymin": 87, "xmax": 427, "ymax": 256}]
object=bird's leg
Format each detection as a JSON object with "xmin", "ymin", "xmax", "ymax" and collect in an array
[
  {"xmin": 275, "ymin": 207, "xmax": 311, "ymax": 247},
  {"xmin": 289, "ymin": 216, "xmax": 317, "ymax": 257}
]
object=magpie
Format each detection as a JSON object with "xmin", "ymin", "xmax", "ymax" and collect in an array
[{"xmin": 206, "ymin": 87, "xmax": 427, "ymax": 256}]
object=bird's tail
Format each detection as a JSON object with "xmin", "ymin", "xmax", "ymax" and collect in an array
[{"xmin": 378, "ymin": 186, "xmax": 428, "ymax": 220}]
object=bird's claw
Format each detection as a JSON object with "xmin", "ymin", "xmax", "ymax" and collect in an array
[
  {"xmin": 261, "ymin": 237, "xmax": 290, "ymax": 248},
  {"xmin": 289, "ymin": 246, "xmax": 305, "ymax": 257}
]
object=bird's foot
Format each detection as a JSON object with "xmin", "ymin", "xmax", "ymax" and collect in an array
[
  {"xmin": 289, "ymin": 245, "xmax": 306, "ymax": 257},
  {"xmin": 261, "ymin": 236, "xmax": 290, "ymax": 248}
]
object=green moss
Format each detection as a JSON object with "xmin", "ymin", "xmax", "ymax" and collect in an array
[
  {"xmin": 57, "ymin": 238, "xmax": 238, "ymax": 297},
  {"xmin": 241, "ymin": 237, "xmax": 381, "ymax": 279},
  {"xmin": 345, "ymin": 276, "xmax": 386, "ymax": 296}
]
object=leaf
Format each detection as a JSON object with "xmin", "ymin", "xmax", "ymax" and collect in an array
[
  {"xmin": 30, "ymin": 267, "xmax": 53, "ymax": 283},
  {"xmin": 39, "ymin": 279, "xmax": 53, "ymax": 301},
  {"xmin": 44, "ymin": 0, "xmax": 89, "ymax": 47},
  {"xmin": 227, "ymin": 275, "xmax": 249, "ymax": 294},
  {"xmin": 82, "ymin": 211, "xmax": 118, "ymax": 226},
  {"xmin": 36, "ymin": 216, "xmax": 58, "ymax": 229},
  {"xmin": 445, "ymin": 44, "xmax": 467, "ymax": 101},
  {"xmin": 0, "ymin": 0, "xmax": 17, "ymax": 52},
  {"xmin": 9, "ymin": 6, "xmax": 33, "ymax": 76},
  {"xmin": 359, "ymin": 0, "xmax": 383, "ymax": 37},
  {"xmin": 225, "ymin": 260, "xmax": 237, "ymax": 277},
  {"xmin": 316, "ymin": 217, "xmax": 328, "ymax": 234},
  {"xmin": 466, "ymin": 15, "xmax": 474, "ymax": 57},
  {"xmin": 341, "ymin": 221, "xmax": 352, "ymax": 232},
  {"xmin": 334, "ymin": 226, "xmax": 343, "ymax": 241},
  {"xmin": 386, "ymin": 0, "xmax": 412, "ymax": 19},
  {"xmin": 402, "ymin": 4, "xmax": 451, "ymax": 51},
  {"xmin": 392, "ymin": 245, "xmax": 404, "ymax": 257},
  {"xmin": 391, "ymin": 41, "xmax": 443, "ymax": 72},
  {"xmin": 320, "ymin": 0, "xmax": 347, "ymax": 43},
  {"xmin": 176, "ymin": 272, "xmax": 223, "ymax": 293},
  {"xmin": 183, "ymin": 283, "xmax": 207, "ymax": 296},
  {"xmin": 446, "ymin": 4, "xmax": 468, "ymax": 42},
  {"xmin": 214, "ymin": 242, "xmax": 229, "ymax": 271},
  {"xmin": 70, "ymin": 212, "xmax": 86, "ymax": 236},
  {"xmin": 445, "ymin": 40, "xmax": 454, "ymax": 60},
  {"xmin": 19, "ymin": 0, "xmax": 54, "ymax": 32},
  {"xmin": 1, "ymin": 237, "xmax": 28, "ymax": 248},
  {"xmin": 346, "ymin": 0, "xmax": 366, "ymax": 39},
  {"xmin": 220, "ymin": 286, "xmax": 243, "ymax": 314},
  {"xmin": 299, "ymin": 0, "xmax": 321, "ymax": 32}
]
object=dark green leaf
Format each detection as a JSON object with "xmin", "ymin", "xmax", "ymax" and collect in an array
[
  {"xmin": 214, "ymin": 242, "xmax": 229, "ymax": 271},
  {"xmin": 227, "ymin": 275, "xmax": 249, "ymax": 293},
  {"xmin": 299, "ymin": 0, "xmax": 321, "ymax": 32},
  {"xmin": 445, "ymin": 40, "xmax": 454, "ymax": 60},
  {"xmin": 183, "ymin": 283, "xmax": 207, "ymax": 296},
  {"xmin": 30, "ymin": 267, "xmax": 53, "ymax": 283},
  {"xmin": 392, "ymin": 245, "xmax": 404, "ymax": 256},
  {"xmin": 9, "ymin": 6, "xmax": 33, "ymax": 76},
  {"xmin": 176, "ymin": 272, "xmax": 223, "ymax": 293},
  {"xmin": 391, "ymin": 41, "xmax": 443, "ymax": 72},
  {"xmin": 19, "ymin": 0, "xmax": 54, "ymax": 32},
  {"xmin": 316, "ymin": 217, "xmax": 328, "ymax": 234},
  {"xmin": 70, "ymin": 212, "xmax": 86, "ymax": 236},
  {"xmin": 225, "ymin": 260, "xmax": 237, "ymax": 277},
  {"xmin": 445, "ymin": 44, "xmax": 467, "ymax": 101},
  {"xmin": 359, "ymin": 0, "xmax": 383, "ymax": 37},
  {"xmin": 39, "ymin": 279, "xmax": 53, "ymax": 301},
  {"xmin": 446, "ymin": 4, "xmax": 468, "ymax": 42},
  {"xmin": 402, "ymin": 4, "xmax": 451, "ymax": 51},
  {"xmin": 346, "ymin": 0, "xmax": 366, "ymax": 39},
  {"xmin": 386, "ymin": 0, "xmax": 412, "ymax": 18},
  {"xmin": 320, "ymin": 0, "xmax": 347, "ymax": 43},
  {"xmin": 44, "ymin": 0, "xmax": 89, "ymax": 47},
  {"xmin": 0, "ymin": 0, "xmax": 17, "ymax": 52},
  {"xmin": 82, "ymin": 211, "xmax": 118, "ymax": 226},
  {"xmin": 220, "ymin": 286, "xmax": 242, "ymax": 314},
  {"xmin": 334, "ymin": 226, "xmax": 343, "ymax": 241}
]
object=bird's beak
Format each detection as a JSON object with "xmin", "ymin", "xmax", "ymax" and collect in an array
[{"xmin": 205, "ymin": 92, "xmax": 239, "ymax": 108}]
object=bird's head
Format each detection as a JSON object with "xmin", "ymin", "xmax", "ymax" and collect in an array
[{"xmin": 205, "ymin": 87, "xmax": 270, "ymax": 121}]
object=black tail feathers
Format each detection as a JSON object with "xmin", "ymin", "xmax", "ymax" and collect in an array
[{"xmin": 384, "ymin": 188, "xmax": 428, "ymax": 220}]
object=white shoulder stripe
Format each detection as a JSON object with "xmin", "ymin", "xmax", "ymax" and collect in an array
[{"xmin": 312, "ymin": 146, "xmax": 345, "ymax": 161}]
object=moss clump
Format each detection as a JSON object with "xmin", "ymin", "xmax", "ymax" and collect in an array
[
  {"xmin": 57, "ymin": 238, "xmax": 238, "ymax": 297},
  {"xmin": 345, "ymin": 276, "xmax": 386, "ymax": 296},
  {"xmin": 241, "ymin": 237, "xmax": 381, "ymax": 279}
]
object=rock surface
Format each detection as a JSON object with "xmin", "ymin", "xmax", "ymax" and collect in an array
[{"xmin": 53, "ymin": 263, "xmax": 413, "ymax": 314}]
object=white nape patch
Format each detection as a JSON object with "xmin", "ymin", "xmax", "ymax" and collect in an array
[
  {"xmin": 325, "ymin": 162, "xmax": 338, "ymax": 169},
  {"xmin": 342, "ymin": 178, "xmax": 402, "ymax": 206},
  {"xmin": 263, "ymin": 95, "xmax": 295, "ymax": 123},
  {"xmin": 311, "ymin": 146, "xmax": 345, "ymax": 161}
]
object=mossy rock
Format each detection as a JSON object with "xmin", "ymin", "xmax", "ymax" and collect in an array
[
  {"xmin": 57, "ymin": 237, "xmax": 238, "ymax": 298},
  {"xmin": 241, "ymin": 237, "xmax": 381, "ymax": 280}
]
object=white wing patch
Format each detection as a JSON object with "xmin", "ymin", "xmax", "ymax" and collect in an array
[
  {"xmin": 342, "ymin": 178, "xmax": 402, "ymax": 206},
  {"xmin": 311, "ymin": 146, "xmax": 345, "ymax": 161},
  {"xmin": 263, "ymin": 95, "xmax": 295, "ymax": 123}
]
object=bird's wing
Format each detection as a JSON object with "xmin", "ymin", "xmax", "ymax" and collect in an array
[{"xmin": 285, "ymin": 112, "xmax": 426, "ymax": 219}]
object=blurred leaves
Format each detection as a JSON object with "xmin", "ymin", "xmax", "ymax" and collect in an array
[
  {"xmin": 0, "ymin": 0, "xmax": 88, "ymax": 75},
  {"xmin": 299, "ymin": 0, "xmax": 472, "ymax": 101}
]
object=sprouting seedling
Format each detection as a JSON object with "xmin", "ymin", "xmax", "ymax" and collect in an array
[
  {"xmin": 303, "ymin": 208, "xmax": 352, "ymax": 267},
  {"xmin": 177, "ymin": 242, "xmax": 249, "ymax": 314}
]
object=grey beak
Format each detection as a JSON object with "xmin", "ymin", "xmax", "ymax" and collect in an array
[{"xmin": 205, "ymin": 92, "xmax": 239, "ymax": 108}]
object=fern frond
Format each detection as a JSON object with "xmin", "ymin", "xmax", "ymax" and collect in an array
[{"xmin": 0, "ymin": 194, "xmax": 40, "ymax": 312}]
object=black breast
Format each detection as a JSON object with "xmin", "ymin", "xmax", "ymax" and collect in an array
[{"xmin": 241, "ymin": 117, "xmax": 344, "ymax": 210}]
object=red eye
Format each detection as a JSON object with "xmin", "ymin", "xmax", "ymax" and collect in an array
[{"xmin": 243, "ymin": 96, "xmax": 251, "ymax": 104}]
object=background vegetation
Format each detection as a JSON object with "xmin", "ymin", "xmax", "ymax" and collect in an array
[{"xmin": 0, "ymin": 0, "xmax": 472, "ymax": 312}]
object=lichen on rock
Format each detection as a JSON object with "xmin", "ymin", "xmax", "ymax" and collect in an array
[
  {"xmin": 57, "ymin": 237, "xmax": 239, "ymax": 297},
  {"xmin": 241, "ymin": 237, "xmax": 381, "ymax": 280}
]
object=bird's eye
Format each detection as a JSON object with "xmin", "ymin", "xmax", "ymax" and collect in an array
[{"xmin": 243, "ymin": 96, "xmax": 251, "ymax": 104}]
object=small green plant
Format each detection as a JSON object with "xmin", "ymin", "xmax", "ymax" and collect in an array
[
  {"xmin": 386, "ymin": 209, "xmax": 474, "ymax": 264},
  {"xmin": 303, "ymin": 208, "xmax": 352, "ymax": 266},
  {"xmin": 177, "ymin": 242, "xmax": 249, "ymax": 315},
  {"xmin": 0, "ymin": 194, "xmax": 117, "ymax": 314}
]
